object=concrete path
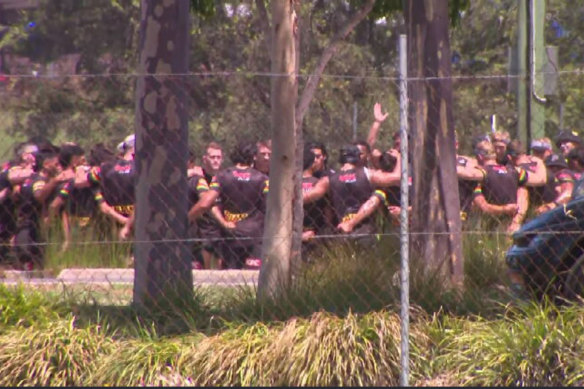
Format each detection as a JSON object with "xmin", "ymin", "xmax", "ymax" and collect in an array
[{"xmin": 0, "ymin": 269, "xmax": 259, "ymax": 287}]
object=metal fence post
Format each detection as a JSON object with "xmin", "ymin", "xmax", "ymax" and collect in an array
[{"xmin": 398, "ymin": 33, "xmax": 410, "ymax": 387}]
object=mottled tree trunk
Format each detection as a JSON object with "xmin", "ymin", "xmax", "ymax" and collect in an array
[
  {"xmin": 406, "ymin": 0, "xmax": 464, "ymax": 285},
  {"xmin": 257, "ymin": 0, "xmax": 298, "ymax": 300},
  {"xmin": 133, "ymin": 0, "xmax": 192, "ymax": 308}
]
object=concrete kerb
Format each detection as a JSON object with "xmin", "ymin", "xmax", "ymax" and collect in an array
[{"xmin": 1, "ymin": 268, "xmax": 259, "ymax": 285}]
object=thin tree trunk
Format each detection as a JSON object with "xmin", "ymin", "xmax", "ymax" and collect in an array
[
  {"xmin": 294, "ymin": 0, "xmax": 375, "ymax": 131},
  {"xmin": 257, "ymin": 0, "xmax": 298, "ymax": 300},
  {"xmin": 133, "ymin": 0, "xmax": 192, "ymax": 308},
  {"xmin": 406, "ymin": 0, "xmax": 463, "ymax": 285}
]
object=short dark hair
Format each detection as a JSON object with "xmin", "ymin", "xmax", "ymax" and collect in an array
[
  {"xmin": 566, "ymin": 146, "xmax": 584, "ymax": 166},
  {"xmin": 59, "ymin": 144, "xmax": 85, "ymax": 168},
  {"xmin": 352, "ymin": 139, "xmax": 371, "ymax": 154},
  {"xmin": 379, "ymin": 151, "xmax": 398, "ymax": 172},
  {"xmin": 34, "ymin": 150, "xmax": 58, "ymax": 173},
  {"xmin": 506, "ymin": 139, "xmax": 525, "ymax": 158},
  {"xmin": 231, "ymin": 141, "xmax": 257, "ymax": 165},
  {"xmin": 303, "ymin": 146, "xmax": 316, "ymax": 171},
  {"xmin": 88, "ymin": 143, "xmax": 116, "ymax": 166}
]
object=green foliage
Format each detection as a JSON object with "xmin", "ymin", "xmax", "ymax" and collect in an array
[
  {"xmin": 190, "ymin": 0, "xmax": 216, "ymax": 18},
  {"xmin": 0, "ymin": 317, "xmax": 113, "ymax": 386},
  {"xmin": 0, "ymin": 284, "xmax": 65, "ymax": 329},
  {"xmin": 430, "ymin": 301, "xmax": 584, "ymax": 386}
]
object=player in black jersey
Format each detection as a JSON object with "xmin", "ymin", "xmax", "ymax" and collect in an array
[
  {"xmin": 186, "ymin": 172, "xmax": 214, "ymax": 269},
  {"xmin": 49, "ymin": 144, "xmax": 101, "ymax": 253},
  {"xmin": 505, "ymin": 140, "xmax": 550, "ymax": 214},
  {"xmin": 300, "ymin": 147, "xmax": 334, "ymax": 259},
  {"xmin": 207, "ymin": 142, "xmax": 269, "ymax": 269},
  {"xmin": 535, "ymin": 154, "xmax": 576, "ymax": 215},
  {"xmin": 304, "ymin": 145, "xmax": 400, "ymax": 247},
  {"xmin": 198, "ymin": 141, "xmax": 225, "ymax": 269},
  {"xmin": 335, "ymin": 149, "xmax": 405, "ymax": 234},
  {"xmin": 14, "ymin": 149, "xmax": 73, "ymax": 270},
  {"xmin": 566, "ymin": 146, "xmax": 584, "ymax": 181},
  {"xmin": 458, "ymin": 140, "xmax": 526, "ymax": 234}
]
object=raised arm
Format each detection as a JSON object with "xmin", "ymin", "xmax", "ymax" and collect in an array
[
  {"xmin": 303, "ymin": 176, "xmax": 329, "ymax": 204},
  {"xmin": 367, "ymin": 102, "xmax": 389, "ymax": 149}
]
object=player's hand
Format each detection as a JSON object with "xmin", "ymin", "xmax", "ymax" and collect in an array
[
  {"xmin": 373, "ymin": 102, "xmax": 389, "ymax": 123},
  {"xmin": 337, "ymin": 221, "xmax": 353, "ymax": 234},
  {"xmin": 302, "ymin": 230, "xmax": 316, "ymax": 241}
]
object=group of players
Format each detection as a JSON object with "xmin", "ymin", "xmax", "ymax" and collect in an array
[{"xmin": 0, "ymin": 102, "xmax": 583, "ymax": 271}]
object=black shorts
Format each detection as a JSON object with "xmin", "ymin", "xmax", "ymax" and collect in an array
[{"xmin": 14, "ymin": 227, "xmax": 44, "ymax": 269}]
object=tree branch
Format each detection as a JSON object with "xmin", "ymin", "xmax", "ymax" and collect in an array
[
  {"xmin": 255, "ymin": 0, "xmax": 271, "ymax": 52},
  {"xmin": 295, "ymin": 0, "xmax": 375, "ymax": 130}
]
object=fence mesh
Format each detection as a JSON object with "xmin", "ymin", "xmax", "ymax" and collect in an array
[{"xmin": 2, "ymin": 0, "xmax": 584, "ymax": 384}]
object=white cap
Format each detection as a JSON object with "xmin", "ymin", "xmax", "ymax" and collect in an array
[
  {"xmin": 116, "ymin": 141, "xmax": 125, "ymax": 153},
  {"xmin": 117, "ymin": 134, "xmax": 135, "ymax": 153},
  {"xmin": 123, "ymin": 134, "xmax": 135, "ymax": 150}
]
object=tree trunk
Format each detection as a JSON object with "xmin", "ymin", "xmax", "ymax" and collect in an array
[
  {"xmin": 257, "ymin": 0, "xmax": 298, "ymax": 301},
  {"xmin": 406, "ymin": 0, "xmax": 464, "ymax": 285},
  {"xmin": 133, "ymin": 0, "xmax": 192, "ymax": 309}
]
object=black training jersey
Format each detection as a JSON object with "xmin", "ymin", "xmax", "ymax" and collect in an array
[
  {"xmin": 188, "ymin": 174, "xmax": 209, "ymax": 206},
  {"xmin": 517, "ymin": 161, "xmax": 556, "ymax": 206},
  {"xmin": 473, "ymin": 164, "xmax": 528, "ymax": 205},
  {"xmin": 210, "ymin": 166, "xmax": 268, "ymax": 237},
  {"xmin": 196, "ymin": 169, "xmax": 222, "ymax": 238},
  {"xmin": 16, "ymin": 174, "xmax": 52, "ymax": 230},
  {"xmin": 0, "ymin": 162, "xmax": 16, "ymax": 232},
  {"xmin": 329, "ymin": 167, "xmax": 382, "ymax": 224},
  {"xmin": 57, "ymin": 179, "xmax": 99, "ymax": 218},
  {"xmin": 89, "ymin": 159, "xmax": 135, "ymax": 207}
]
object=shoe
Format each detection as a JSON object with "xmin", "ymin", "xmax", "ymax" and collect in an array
[{"xmin": 244, "ymin": 258, "xmax": 262, "ymax": 269}]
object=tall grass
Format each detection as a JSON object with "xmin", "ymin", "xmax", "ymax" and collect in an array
[
  {"xmin": 428, "ymin": 300, "xmax": 584, "ymax": 386},
  {"xmin": 0, "ymin": 317, "xmax": 113, "ymax": 386}
]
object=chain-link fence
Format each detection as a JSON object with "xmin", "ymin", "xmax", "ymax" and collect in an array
[{"xmin": 2, "ymin": 0, "xmax": 584, "ymax": 385}]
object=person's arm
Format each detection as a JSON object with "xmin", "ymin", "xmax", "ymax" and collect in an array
[
  {"xmin": 337, "ymin": 192, "xmax": 384, "ymax": 233},
  {"xmin": 60, "ymin": 211, "xmax": 71, "ymax": 253},
  {"xmin": 457, "ymin": 164, "xmax": 485, "ymax": 181},
  {"xmin": 369, "ymin": 167, "xmax": 401, "ymax": 188},
  {"xmin": 522, "ymin": 159, "xmax": 547, "ymax": 187},
  {"xmin": 508, "ymin": 187, "xmax": 529, "ymax": 234},
  {"xmin": 33, "ymin": 170, "xmax": 75, "ymax": 204},
  {"xmin": 472, "ymin": 195, "xmax": 518, "ymax": 215},
  {"xmin": 303, "ymin": 176, "xmax": 329, "ymax": 204},
  {"xmin": 187, "ymin": 165, "xmax": 204, "ymax": 178},
  {"xmin": 536, "ymin": 180, "xmax": 574, "ymax": 215},
  {"xmin": 210, "ymin": 205, "xmax": 235, "ymax": 230},
  {"xmin": 119, "ymin": 212, "xmax": 134, "ymax": 240},
  {"xmin": 7, "ymin": 166, "xmax": 33, "ymax": 185},
  {"xmin": 367, "ymin": 102, "xmax": 389, "ymax": 149},
  {"xmin": 49, "ymin": 195, "xmax": 65, "ymax": 221},
  {"xmin": 98, "ymin": 201, "xmax": 129, "ymax": 225},
  {"xmin": 188, "ymin": 190, "xmax": 218, "ymax": 222},
  {"xmin": 74, "ymin": 165, "xmax": 92, "ymax": 188}
]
